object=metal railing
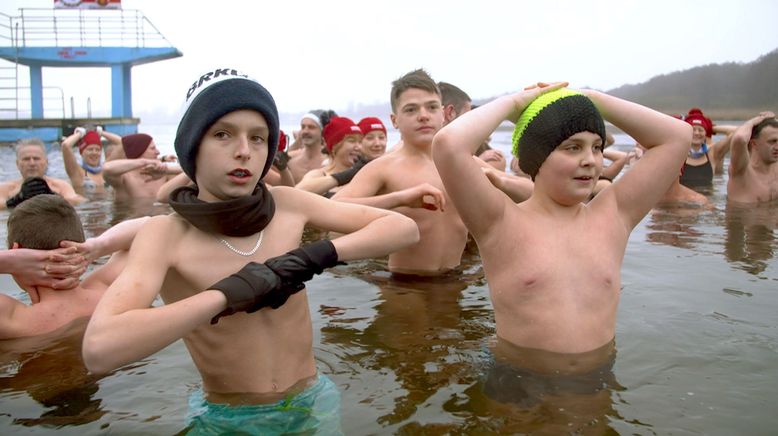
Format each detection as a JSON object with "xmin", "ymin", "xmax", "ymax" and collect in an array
[
  {"xmin": 0, "ymin": 84, "xmax": 66, "ymax": 119},
  {"xmin": 0, "ymin": 8, "xmax": 175, "ymax": 49}
]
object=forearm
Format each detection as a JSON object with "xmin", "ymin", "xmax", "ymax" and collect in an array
[
  {"xmin": 83, "ymin": 290, "xmax": 226, "ymax": 374},
  {"xmin": 295, "ymin": 175, "xmax": 338, "ymax": 195},
  {"xmin": 332, "ymin": 190, "xmax": 407, "ymax": 209},
  {"xmin": 89, "ymin": 217, "xmax": 150, "ymax": 256},
  {"xmin": 585, "ymin": 90, "xmax": 689, "ymax": 150},
  {"xmin": 330, "ymin": 212, "xmax": 418, "ymax": 260},
  {"xmin": 103, "ymin": 159, "xmax": 146, "ymax": 176},
  {"xmin": 440, "ymin": 95, "xmax": 514, "ymax": 156},
  {"xmin": 156, "ymin": 172, "xmax": 192, "ymax": 203}
]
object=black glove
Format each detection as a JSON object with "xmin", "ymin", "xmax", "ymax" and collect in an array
[
  {"xmin": 208, "ymin": 240, "xmax": 339, "ymax": 323},
  {"xmin": 273, "ymin": 150, "xmax": 291, "ymax": 171},
  {"xmin": 331, "ymin": 157, "xmax": 368, "ymax": 186},
  {"xmin": 208, "ymin": 262, "xmax": 282, "ymax": 324},
  {"xmin": 5, "ymin": 177, "xmax": 55, "ymax": 208},
  {"xmin": 263, "ymin": 240, "xmax": 340, "ymax": 308}
]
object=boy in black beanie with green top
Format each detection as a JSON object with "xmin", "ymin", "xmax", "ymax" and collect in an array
[
  {"xmin": 433, "ymin": 83, "xmax": 691, "ymax": 407},
  {"xmin": 83, "ymin": 68, "xmax": 418, "ymax": 434}
]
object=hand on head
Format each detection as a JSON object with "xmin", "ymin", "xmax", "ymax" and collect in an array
[
  {"xmin": 10, "ymin": 243, "xmax": 88, "ymax": 303},
  {"xmin": 508, "ymin": 82, "xmax": 569, "ymax": 121}
]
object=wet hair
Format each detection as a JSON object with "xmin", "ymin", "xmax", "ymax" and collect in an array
[
  {"xmin": 7, "ymin": 194, "xmax": 85, "ymax": 250},
  {"xmin": 752, "ymin": 118, "xmax": 778, "ymax": 140},
  {"xmin": 390, "ymin": 69, "xmax": 440, "ymax": 113},
  {"xmin": 15, "ymin": 138, "xmax": 47, "ymax": 157},
  {"xmin": 438, "ymin": 82, "xmax": 471, "ymax": 114}
]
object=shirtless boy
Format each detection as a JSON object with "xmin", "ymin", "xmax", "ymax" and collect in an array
[
  {"xmin": 433, "ymin": 84, "xmax": 690, "ymax": 384},
  {"xmin": 0, "ymin": 138, "xmax": 84, "ymax": 208},
  {"xmin": 82, "ymin": 69, "xmax": 418, "ymax": 434},
  {"xmin": 1, "ymin": 194, "xmax": 145, "ymax": 339},
  {"xmin": 726, "ymin": 112, "xmax": 778, "ymax": 204},
  {"xmin": 102, "ymin": 133, "xmax": 182, "ymax": 201},
  {"xmin": 333, "ymin": 69, "xmax": 467, "ymax": 275}
]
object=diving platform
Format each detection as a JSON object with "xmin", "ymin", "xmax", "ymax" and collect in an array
[{"xmin": 0, "ymin": 7, "xmax": 182, "ymax": 144}]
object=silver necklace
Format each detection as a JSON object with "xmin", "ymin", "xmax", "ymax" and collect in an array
[{"xmin": 218, "ymin": 230, "xmax": 264, "ymax": 257}]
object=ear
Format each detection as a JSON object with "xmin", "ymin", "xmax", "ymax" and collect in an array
[
  {"xmin": 390, "ymin": 113, "xmax": 398, "ymax": 129},
  {"xmin": 444, "ymin": 104, "xmax": 457, "ymax": 123}
]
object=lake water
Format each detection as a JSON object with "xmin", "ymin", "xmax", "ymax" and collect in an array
[{"xmin": 0, "ymin": 126, "xmax": 777, "ymax": 435}]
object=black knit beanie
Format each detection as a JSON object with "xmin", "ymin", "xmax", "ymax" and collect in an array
[
  {"xmin": 512, "ymin": 89, "xmax": 605, "ymax": 179},
  {"xmin": 174, "ymin": 68, "xmax": 279, "ymax": 182}
]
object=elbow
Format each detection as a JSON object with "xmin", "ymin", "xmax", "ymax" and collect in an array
[
  {"xmin": 398, "ymin": 214, "xmax": 420, "ymax": 246},
  {"xmin": 81, "ymin": 330, "xmax": 117, "ymax": 376}
]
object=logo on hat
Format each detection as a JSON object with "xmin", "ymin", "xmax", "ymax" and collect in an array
[{"xmin": 186, "ymin": 68, "xmax": 250, "ymax": 102}]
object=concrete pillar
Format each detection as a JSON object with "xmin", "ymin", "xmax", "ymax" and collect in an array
[
  {"xmin": 111, "ymin": 63, "xmax": 132, "ymax": 118},
  {"xmin": 29, "ymin": 64, "xmax": 43, "ymax": 119}
]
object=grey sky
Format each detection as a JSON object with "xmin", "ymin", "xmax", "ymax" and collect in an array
[{"xmin": 3, "ymin": 0, "xmax": 778, "ymax": 118}]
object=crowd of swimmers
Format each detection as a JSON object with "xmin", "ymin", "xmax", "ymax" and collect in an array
[{"xmin": 0, "ymin": 66, "xmax": 776, "ymax": 433}]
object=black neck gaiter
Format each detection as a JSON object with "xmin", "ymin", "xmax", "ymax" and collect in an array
[{"xmin": 168, "ymin": 183, "xmax": 275, "ymax": 237}]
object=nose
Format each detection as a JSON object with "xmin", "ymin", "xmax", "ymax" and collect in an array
[{"xmin": 234, "ymin": 135, "xmax": 251, "ymax": 159}]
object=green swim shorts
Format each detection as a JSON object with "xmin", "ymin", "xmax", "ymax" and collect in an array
[{"xmin": 185, "ymin": 374, "xmax": 342, "ymax": 435}]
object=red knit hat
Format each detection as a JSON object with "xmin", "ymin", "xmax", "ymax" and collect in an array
[
  {"xmin": 278, "ymin": 129, "xmax": 288, "ymax": 151},
  {"xmin": 323, "ymin": 116, "xmax": 362, "ymax": 152},
  {"xmin": 79, "ymin": 131, "xmax": 102, "ymax": 154},
  {"xmin": 684, "ymin": 108, "xmax": 713, "ymax": 137},
  {"xmin": 357, "ymin": 117, "xmax": 387, "ymax": 136},
  {"xmin": 122, "ymin": 133, "xmax": 153, "ymax": 159}
]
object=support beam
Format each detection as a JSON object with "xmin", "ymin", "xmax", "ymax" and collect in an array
[
  {"xmin": 29, "ymin": 64, "xmax": 43, "ymax": 119},
  {"xmin": 111, "ymin": 63, "xmax": 132, "ymax": 118}
]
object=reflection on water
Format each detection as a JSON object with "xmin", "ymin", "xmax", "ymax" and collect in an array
[
  {"xmin": 0, "ymin": 319, "xmax": 104, "ymax": 427},
  {"xmin": 0, "ymin": 142, "xmax": 777, "ymax": 434},
  {"xmin": 724, "ymin": 200, "xmax": 778, "ymax": 275}
]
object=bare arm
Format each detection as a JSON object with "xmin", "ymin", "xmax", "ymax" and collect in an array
[
  {"xmin": 155, "ymin": 172, "xmax": 193, "ymax": 204},
  {"xmin": 282, "ymin": 186, "xmax": 420, "ymax": 260},
  {"xmin": 482, "ymin": 167, "xmax": 534, "ymax": 203},
  {"xmin": 433, "ymin": 83, "xmax": 566, "ymax": 238},
  {"xmin": 332, "ymin": 161, "xmax": 446, "ymax": 211},
  {"xmin": 61, "ymin": 216, "xmax": 150, "ymax": 261},
  {"xmin": 600, "ymin": 150, "xmax": 631, "ymax": 180},
  {"xmin": 60, "ymin": 131, "xmax": 85, "ymax": 185},
  {"xmin": 584, "ymin": 90, "xmax": 692, "ymax": 229},
  {"xmin": 295, "ymin": 169, "xmax": 338, "ymax": 195},
  {"xmin": 102, "ymin": 158, "xmax": 157, "ymax": 186},
  {"xmin": 48, "ymin": 178, "xmax": 86, "ymax": 205},
  {"xmin": 0, "ymin": 244, "xmax": 87, "ymax": 295},
  {"xmin": 728, "ymin": 112, "xmax": 775, "ymax": 177},
  {"xmin": 82, "ymin": 217, "xmax": 227, "ymax": 375}
]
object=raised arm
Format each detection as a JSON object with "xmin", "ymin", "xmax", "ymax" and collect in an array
[
  {"xmin": 102, "ymin": 158, "xmax": 157, "ymax": 186},
  {"xmin": 61, "ymin": 129, "xmax": 85, "ymax": 185},
  {"xmin": 728, "ymin": 112, "xmax": 775, "ymax": 178},
  {"xmin": 82, "ymin": 217, "xmax": 227, "ymax": 375},
  {"xmin": 584, "ymin": 90, "xmax": 692, "ymax": 229},
  {"xmin": 433, "ymin": 83, "xmax": 565, "ymax": 238}
]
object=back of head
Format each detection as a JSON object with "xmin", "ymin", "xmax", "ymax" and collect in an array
[
  {"xmin": 7, "ymin": 194, "xmax": 85, "ymax": 250},
  {"xmin": 390, "ymin": 69, "xmax": 440, "ymax": 113},
  {"xmin": 438, "ymin": 81, "xmax": 472, "ymax": 113},
  {"xmin": 512, "ymin": 88, "xmax": 606, "ymax": 180},
  {"xmin": 174, "ymin": 67, "xmax": 279, "ymax": 182},
  {"xmin": 752, "ymin": 117, "xmax": 778, "ymax": 140}
]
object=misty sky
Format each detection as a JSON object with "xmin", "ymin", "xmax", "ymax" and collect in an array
[{"xmin": 2, "ymin": 0, "xmax": 778, "ymax": 119}]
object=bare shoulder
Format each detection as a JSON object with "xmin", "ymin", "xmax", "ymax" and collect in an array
[
  {"xmin": 0, "ymin": 293, "xmax": 23, "ymax": 319},
  {"xmin": 0, "ymin": 179, "xmax": 20, "ymax": 194},
  {"xmin": 269, "ymin": 185, "xmax": 321, "ymax": 209}
]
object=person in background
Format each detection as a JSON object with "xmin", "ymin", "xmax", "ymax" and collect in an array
[
  {"xmin": 102, "ymin": 133, "xmax": 182, "ymax": 201},
  {"xmin": 358, "ymin": 117, "xmax": 388, "ymax": 161},
  {"xmin": 727, "ymin": 111, "xmax": 778, "ymax": 204},
  {"xmin": 0, "ymin": 138, "xmax": 85, "ymax": 209},
  {"xmin": 296, "ymin": 116, "xmax": 366, "ymax": 196},
  {"xmin": 287, "ymin": 110, "xmax": 336, "ymax": 183},
  {"xmin": 60, "ymin": 126, "xmax": 122, "ymax": 195},
  {"xmin": 680, "ymin": 108, "xmax": 736, "ymax": 188}
]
